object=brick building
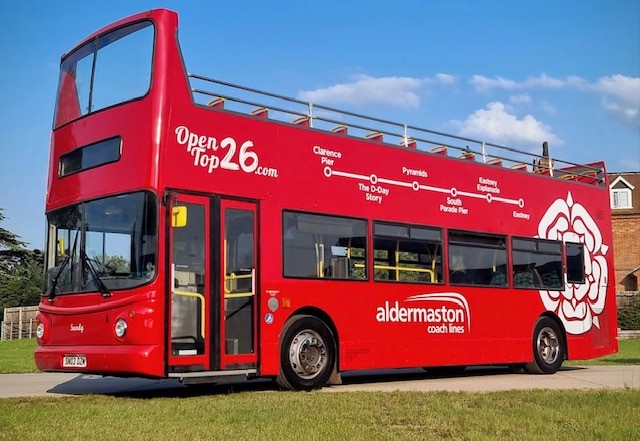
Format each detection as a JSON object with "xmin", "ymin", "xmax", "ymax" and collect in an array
[{"xmin": 608, "ymin": 172, "xmax": 640, "ymax": 291}]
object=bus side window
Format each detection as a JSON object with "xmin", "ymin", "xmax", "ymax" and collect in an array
[
  {"xmin": 566, "ymin": 242, "xmax": 585, "ymax": 283},
  {"xmin": 449, "ymin": 252, "xmax": 468, "ymax": 284},
  {"xmin": 512, "ymin": 238, "xmax": 563, "ymax": 289},
  {"xmin": 373, "ymin": 222, "xmax": 443, "ymax": 284},
  {"xmin": 283, "ymin": 211, "xmax": 367, "ymax": 280},
  {"xmin": 448, "ymin": 231, "xmax": 507, "ymax": 287},
  {"xmin": 489, "ymin": 264, "xmax": 508, "ymax": 286}
]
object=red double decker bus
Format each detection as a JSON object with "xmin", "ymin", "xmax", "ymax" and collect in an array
[{"xmin": 35, "ymin": 9, "xmax": 617, "ymax": 390}]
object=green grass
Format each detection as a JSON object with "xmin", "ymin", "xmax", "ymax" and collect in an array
[
  {"xmin": 0, "ymin": 390, "xmax": 638, "ymax": 440},
  {"xmin": 0, "ymin": 338, "xmax": 37, "ymax": 374},
  {"xmin": 0, "ymin": 338, "xmax": 637, "ymax": 374},
  {"xmin": 0, "ymin": 339, "xmax": 638, "ymax": 439}
]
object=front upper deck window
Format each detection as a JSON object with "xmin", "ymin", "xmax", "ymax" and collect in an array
[
  {"xmin": 53, "ymin": 21, "xmax": 154, "ymax": 128},
  {"xmin": 44, "ymin": 191, "xmax": 157, "ymax": 296}
]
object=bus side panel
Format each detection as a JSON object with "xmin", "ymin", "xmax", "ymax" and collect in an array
[
  {"xmin": 161, "ymin": 74, "xmax": 617, "ymax": 375},
  {"xmin": 566, "ymin": 286, "xmax": 619, "ymax": 360},
  {"xmin": 261, "ymin": 281, "xmax": 530, "ymax": 372}
]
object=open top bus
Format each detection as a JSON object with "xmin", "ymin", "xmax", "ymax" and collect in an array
[{"xmin": 35, "ymin": 9, "xmax": 617, "ymax": 390}]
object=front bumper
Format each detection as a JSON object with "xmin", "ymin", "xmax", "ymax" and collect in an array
[{"xmin": 35, "ymin": 344, "xmax": 165, "ymax": 378}]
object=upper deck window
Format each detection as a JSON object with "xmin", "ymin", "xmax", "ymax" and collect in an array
[
  {"xmin": 53, "ymin": 21, "xmax": 154, "ymax": 128},
  {"xmin": 59, "ymin": 137, "xmax": 121, "ymax": 177}
]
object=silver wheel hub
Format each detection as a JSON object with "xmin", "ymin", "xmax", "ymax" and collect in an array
[
  {"xmin": 288, "ymin": 330, "xmax": 327, "ymax": 379},
  {"xmin": 536, "ymin": 327, "xmax": 560, "ymax": 364}
]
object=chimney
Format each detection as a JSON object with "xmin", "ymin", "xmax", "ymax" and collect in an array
[
  {"xmin": 542, "ymin": 141, "xmax": 549, "ymax": 158},
  {"xmin": 534, "ymin": 141, "xmax": 553, "ymax": 174}
]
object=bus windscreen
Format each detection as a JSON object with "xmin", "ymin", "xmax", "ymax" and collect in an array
[{"xmin": 45, "ymin": 191, "xmax": 157, "ymax": 295}]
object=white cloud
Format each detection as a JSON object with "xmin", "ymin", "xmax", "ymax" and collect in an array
[
  {"xmin": 523, "ymin": 73, "xmax": 566, "ymax": 89},
  {"xmin": 510, "ymin": 94, "xmax": 531, "ymax": 105},
  {"xmin": 297, "ymin": 73, "xmax": 455, "ymax": 108},
  {"xmin": 603, "ymin": 99, "xmax": 640, "ymax": 129},
  {"xmin": 594, "ymin": 75, "xmax": 640, "ymax": 129},
  {"xmin": 298, "ymin": 75, "xmax": 423, "ymax": 108},
  {"xmin": 470, "ymin": 73, "xmax": 639, "ymax": 131},
  {"xmin": 470, "ymin": 73, "xmax": 587, "ymax": 92},
  {"xmin": 454, "ymin": 102, "xmax": 563, "ymax": 148},
  {"xmin": 470, "ymin": 75, "xmax": 517, "ymax": 91},
  {"xmin": 594, "ymin": 75, "xmax": 640, "ymax": 106},
  {"xmin": 434, "ymin": 73, "xmax": 456, "ymax": 85}
]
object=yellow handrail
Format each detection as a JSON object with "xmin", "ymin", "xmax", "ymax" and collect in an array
[
  {"xmin": 224, "ymin": 272, "xmax": 254, "ymax": 297},
  {"xmin": 376, "ymin": 265, "xmax": 435, "ymax": 283},
  {"xmin": 356, "ymin": 262, "xmax": 436, "ymax": 283},
  {"xmin": 172, "ymin": 289, "xmax": 205, "ymax": 338}
]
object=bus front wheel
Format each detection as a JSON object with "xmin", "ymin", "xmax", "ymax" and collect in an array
[
  {"xmin": 276, "ymin": 315, "xmax": 335, "ymax": 391},
  {"xmin": 524, "ymin": 317, "xmax": 565, "ymax": 374}
]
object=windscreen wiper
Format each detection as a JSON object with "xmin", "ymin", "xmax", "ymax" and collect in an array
[
  {"xmin": 46, "ymin": 254, "xmax": 70, "ymax": 300},
  {"xmin": 82, "ymin": 250, "xmax": 111, "ymax": 297},
  {"xmin": 46, "ymin": 233, "xmax": 79, "ymax": 300}
]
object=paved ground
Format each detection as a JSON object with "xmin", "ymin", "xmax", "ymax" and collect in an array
[
  {"xmin": 333, "ymin": 365, "xmax": 640, "ymax": 393},
  {"xmin": 1, "ymin": 365, "xmax": 639, "ymax": 398}
]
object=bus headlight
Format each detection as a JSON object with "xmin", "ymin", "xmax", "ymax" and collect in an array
[
  {"xmin": 36, "ymin": 322, "xmax": 45, "ymax": 339},
  {"xmin": 115, "ymin": 319, "xmax": 128, "ymax": 338}
]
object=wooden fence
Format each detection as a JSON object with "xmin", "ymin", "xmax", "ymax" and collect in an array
[{"xmin": 1, "ymin": 306, "xmax": 39, "ymax": 341}]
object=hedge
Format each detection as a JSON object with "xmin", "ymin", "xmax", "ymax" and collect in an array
[{"xmin": 618, "ymin": 294, "xmax": 640, "ymax": 330}]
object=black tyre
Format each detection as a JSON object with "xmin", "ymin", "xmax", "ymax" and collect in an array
[
  {"xmin": 524, "ymin": 317, "xmax": 565, "ymax": 374},
  {"xmin": 276, "ymin": 315, "xmax": 336, "ymax": 391}
]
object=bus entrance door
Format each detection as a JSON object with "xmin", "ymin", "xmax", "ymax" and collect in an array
[
  {"xmin": 219, "ymin": 199, "xmax": 258, "ymax": 370},
  {"xmin": 168, "ymin": 194, "xmax": 211, "ymax": 371},
  {"xmin": 168, "ymin": 195, "xmax": 257, "ymax": 375}
]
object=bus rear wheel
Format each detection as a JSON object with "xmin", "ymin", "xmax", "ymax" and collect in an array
[
  {"xmin": 524, "ymin": 317, "xmax": 565, "ymax": 374},
  {"xmin": 276, "ymin": 315, "xmax": 335, "ymax": 391}
]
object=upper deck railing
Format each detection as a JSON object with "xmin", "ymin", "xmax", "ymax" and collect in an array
[{"xmin": 188, "ymin": 73, "xmax": 605, "ymax": 187}]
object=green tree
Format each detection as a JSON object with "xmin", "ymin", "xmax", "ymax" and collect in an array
[
  {"xmin": 105, "ymin": 255, "xmax": 130, "ymax": 273},
  {"xmin": 0, "ymin": 208, "xmax": 26, "ymax": 250},
  {"xmin": 0, "ymin": 209, "xmax": 44, "ymax": 318}
]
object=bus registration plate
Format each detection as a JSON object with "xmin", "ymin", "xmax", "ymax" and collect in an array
[{"xmin": 63, "ymin": 355, "xmax": 87, "ymax": 368}]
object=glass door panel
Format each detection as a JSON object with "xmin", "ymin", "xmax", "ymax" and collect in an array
[
  {"xmin": 169, "ymin": 194, "xmax": 210, "ymax": 369},
  {"xmin": 220, "ymin": 200, "xmax": 258, "ymax": 368}
]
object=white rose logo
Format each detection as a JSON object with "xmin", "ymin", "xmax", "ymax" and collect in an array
[{"xmin": 537, "ymin": 192, "xmax": 609, "ymax": 335}]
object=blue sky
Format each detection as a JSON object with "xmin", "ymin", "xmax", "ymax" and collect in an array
[{"xmin": 0, "ymin": 0, "xmax": 638, "ymax": 250}]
